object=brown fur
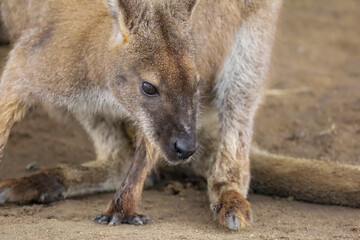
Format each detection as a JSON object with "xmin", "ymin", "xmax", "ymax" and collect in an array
[
  {"xmin": 0, "ymin": 167, "xmax": 65, "ymax": 204},
  {"xmin": 250, "ymin": 147, "xmax": 360, "ymax": 207},
  {"xmin": 2, "ymin": 0, "xmax": 335, "ymax": 232},
  {"xmin": 0, "ymin": 90, "xmax": 26, "ymax": 164},
  {"xmin": 103, "ymin": 139, "xmax": 153, "ymax": 220},
  {"xmin": 216, "ymin": 190, "xmax": 251, "ymax": 229}
]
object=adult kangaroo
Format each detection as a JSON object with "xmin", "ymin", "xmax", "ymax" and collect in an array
[{"xmin": 2, "ymin": 0, "xmax": 357, "ymax": 232}]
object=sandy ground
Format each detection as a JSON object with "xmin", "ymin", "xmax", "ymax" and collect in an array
[{"xmin": 0, "ymin": 0, "xmax": 359, "ymax": 239}]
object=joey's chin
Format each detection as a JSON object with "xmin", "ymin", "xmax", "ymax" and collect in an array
[{"xmin": 162, "ymin": 150, "xmax": 194, "ymax": 165}]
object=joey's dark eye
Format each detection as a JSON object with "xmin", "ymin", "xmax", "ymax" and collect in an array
[{"xmin": 141, "ymin": 82, "xmax": 158, "ymax": 97}]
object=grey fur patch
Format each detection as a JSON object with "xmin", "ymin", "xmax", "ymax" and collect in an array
[{"xmin": 32, "ymin": 26, "xmax": 54, "ymax": 50}]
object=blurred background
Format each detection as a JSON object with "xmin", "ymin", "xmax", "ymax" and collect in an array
[{"xmin": 255, "ymin": 0, "xmax": 360, "ymax": 166}]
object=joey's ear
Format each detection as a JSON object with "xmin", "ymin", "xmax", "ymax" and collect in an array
[
  {"xmin": 104, "ymin": 0, "xmax": 149, "ymax": 41},
  {"xmin": 182, "ymin": 0, "xmax": 198, "ymax": 16},
  {"xmin": 170, "ymin": 0, "xmax": 198, "ymax": 21}
]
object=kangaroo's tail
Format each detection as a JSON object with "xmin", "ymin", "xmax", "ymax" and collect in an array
[{"xmin": 250, "ymin": 146, "xmax": 360, "ymax": 207}]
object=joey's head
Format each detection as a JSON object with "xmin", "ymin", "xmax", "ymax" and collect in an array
[{"xmin": 105, "ymin": 0, "xmax": 200, "ymax": 164}]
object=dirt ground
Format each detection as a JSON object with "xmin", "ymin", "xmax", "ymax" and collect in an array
[{"xmin": 0, "ymin": 0, "xmax": 359, "ymax": 239}]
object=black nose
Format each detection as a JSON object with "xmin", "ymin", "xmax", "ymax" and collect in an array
[{"xmin": 174, "ymin": 138, "xmax": 197, "ymax": 160}]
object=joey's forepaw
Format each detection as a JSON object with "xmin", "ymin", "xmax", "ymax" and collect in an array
[
  {"xmin": 213, "ymin": 190, "xmax": 251, "ymax": 230},
  {"xmin": 94, "ymin": 213, "xmax": 153, "ymax": 226},
  {"xmin": 0, "ymin": 169, "xmax": 66, "ymax": 205}
]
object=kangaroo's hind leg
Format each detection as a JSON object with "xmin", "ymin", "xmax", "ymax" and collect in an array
[{"xmin": 0, "ymin": 111, "xmax": 134, "ymax": 204}]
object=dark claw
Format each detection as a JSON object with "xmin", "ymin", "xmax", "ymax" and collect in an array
[
  {"xmin": 226, "ymin": 214, "xmax": 240, "ymax": 230},
  {"xmin": 138, "ymin": 214, "xmax": 153, "ymax": 224},
  {"xmin": 0, "ymin": 188, "xmax": 8, "ymax": 204},
  {"xmin": 39, "ymin": 193, "xmax": 49, "ymax": 203},
  {"xmin": 94, "ymin": 213, "xmax": 153, "ymax": 226},
  {"xmin": 93, "ymin": 214, "xmax": 111, "ymax": 224},
  {"xmin": 213, "ymin": 204, "xmax": 221, "ymax": 213},
  {"xmin": 120, "ymin": 214, "xmax": 153, "ymax": 225},
  {"xmin": 109, "ymin": 214, "xmax": 122, "ymax": 226},
  {"xmin": 122, "ymin": 215, "xmax": 143, "ymax": 225}
]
